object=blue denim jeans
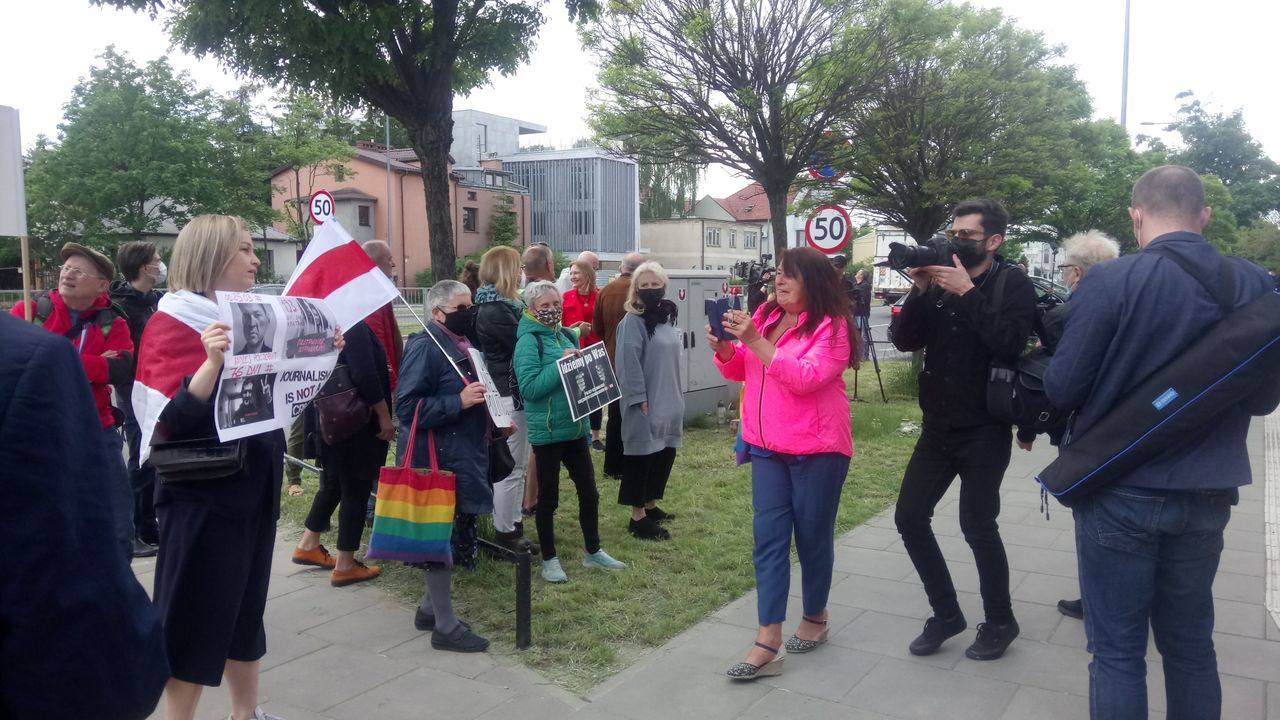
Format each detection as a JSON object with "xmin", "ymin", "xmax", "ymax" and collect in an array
[
  {"xmin": 1074, "ymin": 485, "xmax": 1235, "ymax": 720},
  {"xmin": 102, "ymin": 426, "xmax": 135, "ymax": 563},
  {"xmin": 750, "ymin": 449, "xmax": 849, "ymax": 626}
]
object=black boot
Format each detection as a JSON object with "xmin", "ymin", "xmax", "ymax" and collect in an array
[{"xmin": 628, "ymin": 516, "xmax": 670, "ymax": 540}]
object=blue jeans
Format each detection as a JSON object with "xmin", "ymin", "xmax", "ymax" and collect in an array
[
  {"xmin": 1074, "ymin": 485, "xmax": 1235, "ymax": 720},
  {"xmin": 751, "ymin": 450, "xmax": 849, "ymax": 626},
  {"xmin": 102, "ymin": 426, "xmax": 135, "ymax": 563}
]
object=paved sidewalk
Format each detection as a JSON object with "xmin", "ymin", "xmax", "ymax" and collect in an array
[{"xmin": 138, "ymin": 416, "xmax": 1280, "ymax": 719}]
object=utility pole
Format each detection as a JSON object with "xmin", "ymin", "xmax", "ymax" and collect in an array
[{"xmin": 1121, "ymin": 0, "xmax": 1131, "ymax": 129}]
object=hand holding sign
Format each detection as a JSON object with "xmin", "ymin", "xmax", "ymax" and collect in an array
[{"xmin": 460, "ymin": 381, "xmax": 487, "ymax": 410}]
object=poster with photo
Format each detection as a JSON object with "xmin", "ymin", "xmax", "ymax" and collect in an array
[
  {"xmin": 215, "ymin": 292, "xmax": 340, "ymax": 441},
  {"xmin": 556, "ymin": 342, "xmax": 621, "ymax": 422}
]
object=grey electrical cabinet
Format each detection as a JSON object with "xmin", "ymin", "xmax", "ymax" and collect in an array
[{"xmin": 661, "ymin": 269, "xmax": 741, "ymax": 418}]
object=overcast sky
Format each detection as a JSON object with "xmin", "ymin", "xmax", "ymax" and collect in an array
[{"xmin": 3, "ymin": 0, "xmax": 1276, "ymax": 199}]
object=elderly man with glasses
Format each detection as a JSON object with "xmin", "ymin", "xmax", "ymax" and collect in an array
[
  {"xmin": 888, "ymin": 199, "xmax": 1039, "ymax": 662},
  {"xmin": 10, "ymin": 242, "xmax": 136, "ymax": 564}
]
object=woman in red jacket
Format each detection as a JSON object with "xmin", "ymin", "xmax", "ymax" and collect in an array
[{"xmin": 561, "ymin": 259, "xmax": 605, "ymax": 449}]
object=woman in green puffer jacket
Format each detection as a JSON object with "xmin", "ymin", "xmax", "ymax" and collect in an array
[{"xmin": 513, "ymin": 280, "xmax": 626, "ymax": 584}]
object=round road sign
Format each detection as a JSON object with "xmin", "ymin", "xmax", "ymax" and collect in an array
[
  {"xmin": 308, "ymin": 190, "xmax": 336, "ymax": 225},
  {"xmin": 805, "ymin": 205, "xmax": 852, "ymax": 254}
]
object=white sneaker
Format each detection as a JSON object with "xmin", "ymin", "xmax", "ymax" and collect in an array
[
  {"xmin": 226, "ymin": 709, "xmax": 284, "ymax": 720},
  {"xmin": 542, "ymin": 557, "xmax": 569, "ymax": 583},
  {"xmin": 582, "ymin": 549, "xmax": 626, "ymax": 570}
]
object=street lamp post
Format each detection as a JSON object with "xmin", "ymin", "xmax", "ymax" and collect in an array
[{"xmin": 1121, "ymin": 0, "xmax": 1131, "ymax": 129}]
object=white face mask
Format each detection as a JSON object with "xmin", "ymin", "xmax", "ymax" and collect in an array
[{"xmin": 153, "ymin": 260, "xmax": 167, "ymax": 284}]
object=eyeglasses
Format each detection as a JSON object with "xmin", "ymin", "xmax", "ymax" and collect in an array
[
  {"xmin": 944, "ymin": 229, "xmax": 988, "ymax": 243},
  {"xmin": 58, "ymin": 264, "xmax": 104, "ymax": 280},
  {"xmin": 440, "ymin": 304, "xmax": 473, "ymax": 312},
  {"xmin": 1060, "ymin": 264, "xmax": 1079, "ymax": 271}
]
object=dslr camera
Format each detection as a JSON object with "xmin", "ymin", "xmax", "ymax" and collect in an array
[
  {"xmin": 887, "ymin": 234, "xmax": 954, "ymax": 270},
  {"xmin": 732, "ymin": 254, "xmax": 775, "ymax": 287}
]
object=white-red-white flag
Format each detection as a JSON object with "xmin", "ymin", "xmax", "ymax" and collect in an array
[
  {"xmin": 284, "ymin": 217, "xmax": 397, "ymax": 330},
  {"xmin": 133, "ymin": 290, "xmax": 220, "ymax": 464}
]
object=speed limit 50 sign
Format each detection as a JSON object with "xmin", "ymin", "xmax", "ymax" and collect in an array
[
  {"xmin": 308, "ymin": 189, "xmax": 336, "ymax": 225},
  {"xmin": 805, "ymin": 205, "xmax": 851, "ymax": 254}
]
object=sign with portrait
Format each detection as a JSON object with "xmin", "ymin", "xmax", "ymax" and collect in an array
[{"xmin": 556, "ymin": 342, "xmax": 621, "ymax": 422}]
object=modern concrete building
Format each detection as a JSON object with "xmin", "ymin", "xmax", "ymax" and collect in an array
[
  {"xmin": 501, "ymin": 147, "xmax": 640, "ymax": 259},
  {"xmin": 450, "ymin": 110, "xmax": 546, "ymax": 168}
]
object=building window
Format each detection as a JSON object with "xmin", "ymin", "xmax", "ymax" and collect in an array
[
  {"xmin": 745, "ymin": 231, "xmax": 757, "ymax": 249},
  {"xmin": 573, "ymin": 210, "xmax": 594, "ymax": 235},
  {"xmin": 705, "ymin": 227, "xmax": 721, "ymax": 247},
  {"xmin": 467, "ymin": 191, "xmax": 477, "ymax": 201},
  {"xmin": 358, "ymin": 205, "xmax": 371, "ymax": 227},
  {"xmin": 463, "ymin": 207, "xmax": 478, "ymax": 232},
  {"xmin": 729, "ymin": 230, "xmax": 736, "ymax": 248}
]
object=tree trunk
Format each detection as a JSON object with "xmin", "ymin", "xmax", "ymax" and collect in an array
[
  {"xmin": 766, "ymin": 187, "xmax": 790, "ymax": 259},
  {"xmin": 411, "ymin": 112, "xmax": 456, "ymax": 285}
]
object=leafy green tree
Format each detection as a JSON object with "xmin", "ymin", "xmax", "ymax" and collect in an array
[
  {"xmin": 825, "ymin": 1, "xmax": 1091, "ymax": 242},
  {"xmin": 26, "ymin": 50, "xmax": 221, "ymax": 241},
  {"xmin": 1200, "ymin": 174, "xmax": 1238, "ymax": 252},
  {"xmin": 96, "ymin": 0, "xmax": 598, "ymax": 284},
  {"xmin": 1154, "ymin": 93, "xmax": 1280, "ymax": 227},
  {"xmin": 586, "ymin": 0, "xmax": 906, "ymax": 258},
  {"xmin": 639, "ymin": 156, "xmax": 700, "ymax": 220},
  {"xmin": 1235, "ymin": 220, "xmax": 1280, "ymax": 273},
  {"xmin": 268, "ymin": 92, "xmax": 356, "ymax": 245},
  {"xmin": 487, "ymin": 192, "xmax": 519, "ymax": 245}
]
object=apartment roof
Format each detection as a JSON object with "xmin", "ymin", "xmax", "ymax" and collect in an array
[{"xmin": 714, "ymin": 181, "xmax": 797, "ymax": 222}]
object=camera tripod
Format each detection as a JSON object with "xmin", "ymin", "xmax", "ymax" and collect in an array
[{"xmin": 852, "ymin": 315, "xmax": 886, "ymax": 402}]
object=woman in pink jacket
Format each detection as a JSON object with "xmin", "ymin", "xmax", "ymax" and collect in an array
[{"xmin": 708, "ymin": 247, "xmax": 857, "ymax": 681}]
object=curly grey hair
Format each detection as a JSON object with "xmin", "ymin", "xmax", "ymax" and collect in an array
[
  {"xmin": 1062, "ymin": 230, "xmax": 1121, "ymax": 274},
  {"xmin": 522, "ymin": 280, "xmax": 561, "ymax": 308}
]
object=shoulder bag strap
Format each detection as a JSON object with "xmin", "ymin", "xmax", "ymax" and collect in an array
[
  {"xmin": 1147, "ymin": 247, "xmax": 1235, "ymax": 316},
  {"xmin": 400, "ymin": 398, "xmax": 441, "ymax": 473}
]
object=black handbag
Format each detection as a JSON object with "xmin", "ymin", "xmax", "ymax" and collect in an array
[
  {"xmin": 488, "ymin": 433, "xmax": 516, "ymax": 485},
  {"xmin": 315, "ymin": 364, "xmax": 371, "ymax": 445},
  {"xmin": 150, "ymin": 437, "xmax": 246, "ymax": 483}
]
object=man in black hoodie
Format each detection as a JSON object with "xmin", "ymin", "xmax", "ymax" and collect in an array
[{"xmin": 111, "ymin": 241, "xmax": 165, "ymax": 557}]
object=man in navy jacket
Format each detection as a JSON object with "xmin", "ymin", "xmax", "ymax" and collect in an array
[
  {"xmin": 0, "ymin": 313, "xmax": 168, "ymax": 718},
  {"xmin": 1046, "ymin": 165, "xmax": 1277, "ymax": 720}
]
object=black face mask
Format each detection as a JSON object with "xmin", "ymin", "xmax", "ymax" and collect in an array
[
  {"xmin": 442, "ymin": 305, "xmax": 477, "ymax": 336},
  {"xmin": 952, "ymin": 238, "xmax": 987, "ymax": 268},
  {"xmin": 637, "ymin": 288, "xmax": 666, "ymax": 308}
]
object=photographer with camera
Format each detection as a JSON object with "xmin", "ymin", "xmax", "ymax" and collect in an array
[
  {"xmin": 735, "ymin": 255, "xmax": 775, "ymax": 315},
  {"xmin": 888, "ymin": 199, "xmax": 1037, "ymax": 662}
]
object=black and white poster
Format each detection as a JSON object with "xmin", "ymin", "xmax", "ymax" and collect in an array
[
  {"xmin": 215, "ymin": 292, "xmax": 339, "ymax": 441},
  {"xmin": 556, "ymin": 341, "xmax": 621, "ymax": 422}
]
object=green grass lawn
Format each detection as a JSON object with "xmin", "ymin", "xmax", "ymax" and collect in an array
[{"xmin": 281, "ymin": 360, "xmax": 922, "ymax": 693}]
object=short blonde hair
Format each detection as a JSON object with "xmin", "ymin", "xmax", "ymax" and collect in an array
[
  {"xmin": 625, "ymin": 261, "xmax": 670, "ymax": 313},
  {"xmin": 570, "ymin": 259, "xmax": 596, "ymax": 292},
  {"xmin": 169, "ymin": 215, "xmax": 249, "ymax": 293},
  {"xmin": 480, "ymin": 245, "xmax": 521, "ymax": 300}
]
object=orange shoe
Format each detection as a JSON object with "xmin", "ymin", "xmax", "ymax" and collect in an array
[
  {"xmin": 331, "ymin": 561, "xmax": 381, "ymax": 587},
  {"xmin": 292, "ymin": 544, "xmax": 336, "ymax": 569}
]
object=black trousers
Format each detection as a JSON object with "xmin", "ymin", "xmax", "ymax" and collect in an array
[
  {"xmin": 894, "ymin": 425, "xmax": 1014, "ymax": 623},
  {"xmin": 120, "ymin": 386, "xmax": 158, "ymax": 544},
  {"xmin": 590, "ymin": 407, "xmax": 603, "ymax": 432},
  {"xmin": 532, "ymin": 438, "xmax": 600, "ymax": 561},
  {"xmin": 306, "ymin": 426, "xmax": 387, "ymax": 551},
  {"xmin": 618, "ymin": 447, "xmax": 677, "ymax": 507},
  {"xmin": 603, "ymin": 399, "xmax": 624, "ymax": 477}
]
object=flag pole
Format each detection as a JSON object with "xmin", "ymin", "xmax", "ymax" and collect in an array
[
  {"xmin": 395, "ymin": 292, "xmax": 428, "ymax": 330},
  {"xmin": 19, "ymin": 235, "xmax": 31, "ymax": 321}
]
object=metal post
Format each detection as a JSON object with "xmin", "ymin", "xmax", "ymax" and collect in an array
[
  {"xmin": 514, "ymin": 538, "xmax": 532, "ymax": 649},
  {"xmin": 1121, "ymin": 0, "xmax": 1131, "ymax": 129},
  {"xmin": 385, "ymin": 114, "xmax": 394, "ymax": 255}
]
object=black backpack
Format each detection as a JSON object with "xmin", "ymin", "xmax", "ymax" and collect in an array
[{"xmin": 984, "ymin": 266, "xmax": 1070, "ymax": 433}]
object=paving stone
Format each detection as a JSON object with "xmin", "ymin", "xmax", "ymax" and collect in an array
[
  {"xmin": 829, "ymin": 610, "xmax": 963, "ymax": 670},
  {"xmin": 1268, "ymin": 682, "xmax": 1280, "ymax": 719},
  {"xmin": 1220, "ymin": 547, "xmax": 1266, "ymax": 577},
  {"xmin": 304, "ymin": 602, "xmax": 419, "ymax": 654},
  {"xmin": 259, "ymin": 582, "xmax": 384, "ymax": 635},
  {"xmin": 838, "ymin": 525, "xmax": 903, "ymax": 551},
  {"xmin": 1221, "ymin": 673, "xmax": 1267, "ymax": 720},
  {"xmin": 739, "ymin": 688, "xmax": 896, "ymax": 719},
  {"xmin": 826, "ymin": 574, "xmax": 932, "ymax": 619},
  {"xmin": 257, "ymin": 644, "xmax": 415, "ymax": 712},
  {"xmin": 261, "ymin": 624, "xmax": 331, "ymax": 672},
  {"xmin": 944, "ymin": 559, "xmax": 1029, "ymax": 599},
  {"xmin": 1225, "ymin": 526, "xmax": 1266, "ymax": 553},
  {"xmin": 999, "ymin": 685, "xmax": 1089, "ymax": 720},
  {"xmin": 1214, "ymin": 597, "xmax": 1267, "ymax": 638},
  {"xmin": 993, "ymin": 520, "xmax": 1065, "ymax": 550},
  {"xmin": 1047, "ymin": 612, "xmax": 1087, "ymax": 649},
  {"xmin": 1214, "ymin": 569, "xmax": 1265, "ymax": 604},
  {"xmin": 1003, "ymin": 544, "xmax": 1078, "ymax": 579},
  {"xmin": 1009, "ymin": 599, "xmax": 1067, "ymax": 643},
  {"xmin": 326, "ymin": 667, "xmax": 514, "ymax": 720},
  {"xmin": 585, "ymin": 661, "xmax": 772, "ymax": 720},
  {"xmin": 952, "ymin": 637, "xmax": 1091, "ymax": 696},
  {"xmin": 831, "ymin": 545, "xmax": 918, "ymax": 581},
  {"xmin": 1211, "ymin": 631, "xmax": 1280, "ymax": 683},
  {"xmin": 265, "ymin": 572, "xmax": 312, "ymax": 600},
  {"xmin": 475, "ymin": 694, "xmax": 582, "ymax": 720},
  {"xmin": 754, "ymin": 644, "xmax": 881, "ymax": 702},
  {"xmin": 1011, "ymin": 571, "xmax": 1082, "ymax": 607},
  {"xmin": 844, "ymin": 657, "xmax": 1019, "ymax": 720},
  {"xmin": 380, "ymin": 633, "xmax": 508, "ymax": 680}
]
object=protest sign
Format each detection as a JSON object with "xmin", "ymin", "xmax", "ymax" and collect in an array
[
  {"xmin": 556, "ymin": 342, "xmax": 621, "ymax": 422},
  {"xmin": 214, "ymin": 292, "xmax": 339, "ymax": 441},
  {"xmin": 467, "ymin": 348, "xmax": 514, "ymax": 428}
]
